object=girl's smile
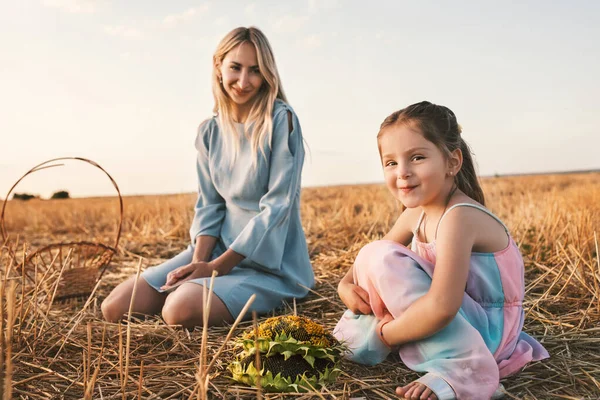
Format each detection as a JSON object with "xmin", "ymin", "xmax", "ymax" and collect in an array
[
  {"xmin": 379, "ymin": 124, "xmax": 454, "ymax": 209},
  {"xmin": 398, "ymin": 185, "xmax": 418, "ymax": 194}
]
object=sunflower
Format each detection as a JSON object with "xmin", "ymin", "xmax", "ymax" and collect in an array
[{"xmin": 229, "ymin": 315, "xmax": 345, "ymax": 393}]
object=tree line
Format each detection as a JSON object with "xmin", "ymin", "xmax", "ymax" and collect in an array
[{"xmin": 12, "ymin": 191, "xmax": 70, "ymax": 201}]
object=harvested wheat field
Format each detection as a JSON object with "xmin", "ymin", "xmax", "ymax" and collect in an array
[{"xmin": 1, "ymin": 172, "xmax": 599, "ymax": 399}]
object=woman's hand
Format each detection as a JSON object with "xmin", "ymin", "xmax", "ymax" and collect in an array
[
  {"xmin": 160, "ymin": 261, "xmax": 215, "ymax": 291},
  {"xmin": 338, "ymin": 281, "xmax": 372, "ymax": 315}
]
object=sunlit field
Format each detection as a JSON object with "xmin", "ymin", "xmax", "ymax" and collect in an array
[{"xmin": 1, "ymin": 172, "xmax": 599, "ymax": 399}]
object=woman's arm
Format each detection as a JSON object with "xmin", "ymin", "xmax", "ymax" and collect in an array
[
  {"xmin": 189, "ymin": 120, "xmax": 226, "ymax": 243},
  {"xmin": 162, "ymin": 240, "xmax": 244, "ymax": 290},
  {"xmin": 380, "ymin": 208, "xmax": 474, "ymax": 345},
  {"xmin": 193, "ymin": 235, "xmax": 244, "ymax": 274},
  {"xmin": 227, "ymin": 106, "xmax": 304, "ymax": 271},
  {"xmin": 208, "ymin": 248, "xmax": 245, "ymax": 275},
  {"xmin": 193, "ymin": 235, "xmax": 218, "ymax": 262}
]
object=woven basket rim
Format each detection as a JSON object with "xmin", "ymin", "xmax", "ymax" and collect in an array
[
  {"xmin": 0, "ymin": 157, "xmax": 124, "ymax": 284},
  {"xmin": 25, "ymin": 241, "xmax": 117, "ymax": 263}
]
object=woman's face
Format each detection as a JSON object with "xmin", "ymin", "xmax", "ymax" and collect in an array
[{"xmin": 218, "ymin": 42, "xmax": 264, "ymax": 109}]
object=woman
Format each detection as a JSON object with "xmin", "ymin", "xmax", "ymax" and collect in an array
[{"xmin": 101, "ymin": 27, "xmax": 314, "ymax": 328}]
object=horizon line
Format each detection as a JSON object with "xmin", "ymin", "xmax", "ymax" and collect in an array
[{"xmin": 2, "ymin": 167, "xmax": 599, "ymax": 202}]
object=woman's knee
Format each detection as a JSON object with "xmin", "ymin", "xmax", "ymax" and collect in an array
[
  {"xmin": 162, "ymin": 284, "xmax": 233, "ymax": 327},
  {"xmin": 161, "ymin": 304, "xmax": 184, "ymax": 326},
  {"xmin": 161, "ymin": 293, "xmax": 197, "ymax": 326},
  {"xmin": 101, "ymin": 276, "xmax": 161, "ymax": 322},
  {"xmin": 101, "ymin": 277, "xmax": 136, "ymax": 322},
  {"xmin": 101, "ymin": 294, "xmax": 126, "ymax": 322}
]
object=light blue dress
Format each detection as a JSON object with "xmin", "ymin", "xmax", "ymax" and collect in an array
[{"xmin": 142, "ymin": 100, "xmax": 315, "ymax": 318}]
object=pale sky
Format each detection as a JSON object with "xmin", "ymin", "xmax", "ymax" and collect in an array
[{"xmin": 1, "ymin": 1, "xmax": 599, "ymax": 198}]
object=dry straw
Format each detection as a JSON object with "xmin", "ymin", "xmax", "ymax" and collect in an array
[{"xmin": 1, "ymin": 172, "xmax": 599, "ymax": 398}]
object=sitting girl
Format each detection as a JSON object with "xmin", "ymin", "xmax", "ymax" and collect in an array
[{"xmin": 335, "ymin": 101, "xmax": 548, "ymax": 399}]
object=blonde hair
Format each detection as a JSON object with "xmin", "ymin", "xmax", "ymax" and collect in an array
[{"xmin": 212, "ymin": 26, "xmax": 287, "ymax": 167}]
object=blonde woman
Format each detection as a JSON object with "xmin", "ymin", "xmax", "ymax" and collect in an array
[{"xmin": 101, "ymin": 27, "xmax": 314, "ymax": 328}]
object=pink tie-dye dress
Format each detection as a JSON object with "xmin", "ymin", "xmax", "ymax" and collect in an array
[{"xmin": 335, "ymin": 203, "xmax": 549, "ymax": 399}]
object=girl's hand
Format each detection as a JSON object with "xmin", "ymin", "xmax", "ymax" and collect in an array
[
  {"xmin": 338, "ymin": 281, "xmax": 372, "ymax": 315},
  {"xmin": 161, "ymin": 261, "xmax": 214, "ymax": 291}
]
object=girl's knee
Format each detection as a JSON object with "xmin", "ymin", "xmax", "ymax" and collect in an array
[
  {"xmin": 355, "ymin": 240, "xmax": 408, "ymax": 273},
  {"xmin": 355, "ymin": 240, "xmax": 385, "ymax": 270}
]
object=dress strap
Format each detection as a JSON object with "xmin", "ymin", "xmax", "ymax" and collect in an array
[
  {"xmin": 435, "ymin": 203, "xmax": 509, "ymax": 240},
  {"xmin": 413, "ymin": 211, "xmax": 426, "ymax": 236}
]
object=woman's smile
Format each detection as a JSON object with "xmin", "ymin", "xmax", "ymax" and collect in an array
[{"xmin": 232, "ymin": 87, "xmax": 253, "ymax": 97}]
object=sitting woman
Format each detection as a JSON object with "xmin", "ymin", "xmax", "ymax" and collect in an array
[{"xmin": 101, "ymin": 26, "xmax": 314, "ymax": 328}]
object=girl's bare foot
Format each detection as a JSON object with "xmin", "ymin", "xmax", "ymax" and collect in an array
[{"xmin": 396, "ymin": 381, "xmax": 438, "ymax": 400}]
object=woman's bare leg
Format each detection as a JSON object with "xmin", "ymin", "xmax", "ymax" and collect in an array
[
  {"xmin": 161, "ymin": 282, "xmax": 234, "ymax": 328},
  {"xmin": 101, "ymin": 276, "xmax": 166, "ymax": 322}
]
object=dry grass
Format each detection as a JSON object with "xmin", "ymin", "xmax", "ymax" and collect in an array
[{"xmin": 1, "ymin": 172, "xmax": 599, "ymax": 399}]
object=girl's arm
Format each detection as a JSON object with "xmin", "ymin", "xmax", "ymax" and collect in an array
[
  {"xmin": 380, "ymin": 208, "xmax": 474, "ymax": 345},
  {"xmin": 338, "ymin": 207, "xmax": 417, "ymax": 313},
  {"xmin": 382, "ymin": 207, "xmax": 420, "ymax": 246},
  {"xmin": 338, "ymin": 265, "xmax": 372, "ymax": 314}
]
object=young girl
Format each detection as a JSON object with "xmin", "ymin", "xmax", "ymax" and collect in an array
[
  {"xmin": 101, "ymin": 27, "xmax": 314, "ymax": 328},
  {"xmin": 335, "ymin": 101, "xmax": 549, "ymax": 399}
]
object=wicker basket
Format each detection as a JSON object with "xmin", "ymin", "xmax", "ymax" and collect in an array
[{"xmin": 1, "ymin": 157, "xmax": 123, "ymax": 301}]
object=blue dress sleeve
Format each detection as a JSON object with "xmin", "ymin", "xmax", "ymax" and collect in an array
[
  {"xmin": 229, "ymin": 105, "xmax": 304, "ymax": 271},
  {"xmin": 189, "ymin": 119, "xmax": 226, "ymax": 243}
]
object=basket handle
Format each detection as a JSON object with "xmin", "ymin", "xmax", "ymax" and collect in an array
[{"xmin": 1, "ymin": 157, "xmax": 124, "ymax": 253}]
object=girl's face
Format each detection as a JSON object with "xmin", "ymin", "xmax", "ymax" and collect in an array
[
  {"xmin": 218, "ymin": 42, "xmax": 264, "ymax": 110},
  {"xmin": 379, "ymin": 124, "xmax": 453, "ymax": 209}
]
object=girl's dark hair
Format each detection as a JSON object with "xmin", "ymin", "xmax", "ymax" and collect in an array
[{"xmin": 377, "ymin": 101, "xmax": 485, "ymax": 205}]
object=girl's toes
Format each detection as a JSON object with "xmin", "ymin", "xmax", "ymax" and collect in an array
[
  {"xmin": 404, "ymin": 384, "xmax": 420, "ymax": 399},
  {"xmin": 420, "ymin": 387, "xmax": 436, "ymax": 400},
  {"xmin": 396, "ymin": 381, "xmax": 416, "ymax": 397},
  {"xmin": 396, "ymin": 382, "xmax": 437, "ymax": 400},
  {"xmin": 411, "ymin": 383, "xmax": 427, "ymax": 399}
]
